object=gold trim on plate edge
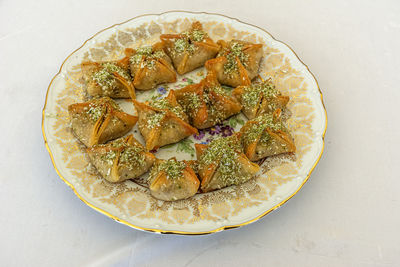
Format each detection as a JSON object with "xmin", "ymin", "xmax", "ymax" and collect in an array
[{"xmin": 42, "ymin": 10, "xmax": 327, "ymax": 235}]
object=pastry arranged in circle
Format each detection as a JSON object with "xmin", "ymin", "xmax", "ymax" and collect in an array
[
  {"xmin": 66, "ymin": 19, "xmax": 298, "ymax": 202},
  {"xmin": 195, "ymin": 134, "xmax": 260, "ymax": 192},
  {"xmin": 174, "ymin": 71, "xmax": 242, "ymax": 129},
  {"xmin": 125, "ymin": 43, "xmax": 176, "ymax": 90},
  {"xmin": 68, "ymin": 97, "xmax": 138, "ymax": 147},
  {"xmin": 205, "ymin": 39, "xmax": 263, "ymax": 87},
  {"xmin": 232, "ymin": 79, "xmax": 289, "ymax": 120},
  {"xmin": 133, "ymin": 90, "xmax": 198, "ymax": 150},
  {"xmin": 240, "ymin": 109, "xmax": 296, "ymax": 161},
  {"xmin": 160, "ymin": 21, "xmax": 220, "ymax": 75},
  {"xmin": 81, "ymin": 58, "xmax": 135, "ymax": 99},
  {"xmin": 148, "ymin": 158, "xmax": 200, "ymax": 201},
  {"xmin": 87, "ymin": 135, "xmax": 155, "ymax": 183}
]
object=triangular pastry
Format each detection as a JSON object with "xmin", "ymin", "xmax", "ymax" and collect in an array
[
  {"xmin": 240, "ymin": 109, "xmax": 296, "ymax": 161},
  {"xmin": 68, "ymin": 97, "xmax": 137, "ymax": 147},
  {"xmin": 133, "ymin": 91, "xmax": 198, "ymax": 150},
  {"xmin": 160, "ymin": 21, "xmax": 220, "ymax": 75},
  {"xmin": 148, "ymin": 158, "xmax": 200, "ymax": 201},
  {"xmin": 87, "ymin": 135, "xmax": 155, "ymax": 183},
  {"xmin": 232, "ymin": 79, "xmax": 289, "ymax": 119},
  {"xmin": 174, "ymin": 72, "xmax": 242, "ymax": 129},
  {"xmin": 205, "ymin": 39, "xmax": 263, "ymax": 87},
  {"xmin": 81, "ymin": 57, "xmax": 135, "ymax": 99},
  {"xmin": 125, "ymin": 43, "xmax": 176, "ymax": 90},
  {"xmin": 195, "ymin": 134, "xmax": 260, "ymax": 192}
]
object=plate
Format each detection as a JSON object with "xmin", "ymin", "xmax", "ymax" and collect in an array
[{"xmin": 42, "ymin": 11, "xmax": 327, "ymax": 234}]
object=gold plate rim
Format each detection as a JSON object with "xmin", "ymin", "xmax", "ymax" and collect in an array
[{"xmin": 41, "ymin": 10, "xmax": 327, "ymax": 235}]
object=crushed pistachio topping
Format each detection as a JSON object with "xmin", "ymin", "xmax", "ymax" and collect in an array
[
  {"xmin": 208, "ymin": 85, "xmax": 228, "ymax": 96},
  {"xmin": 183, "ymin": 29, "xmax": 206, "ymax": 42},
  {"xmin": 173, "ymin": 29, "xmax": 206, "ymax": 54},
  {"xmin": 241, "ymin": 81, "xmax": 279, "ymax": 109},
  {"xmin": 243, "ymin": 114, "xmax": 284, "ymax": 145},
  {"xmin": 219, "ymin": 42, "xmax": 249, "ymax": 74},
  {"xmin": 86, "ymin": 104, "xmax": 105, "ymax": 122},
  {"xmin": 181, "ymin": 92, "xmax": 202, "ymax": 113},
  {"xmin": 198, "ymin": 136, "xmax": 243, "ymax": 186},
  {"xmin": 149, "ymin": 98, "xmax": 186, "ymax": 120},
  {"xmin": 84, "ymin": 98, "xmax": 121, "ymax": 122},
  {"xmin": 119, "ymin": 146, "xmax": 146, "ymax": 170},
  {"xmin": 146, "ymin": 111, "xmax": 165, "ymax": 129},
  {"xmin": 101, "ymin": 151, "xmax": 117, "ymax": 165},
  {"xmin": 150, "ymin": 159, "xmax": 186, "ymax": 180},
  {"xmin": 130, "ymin": 46, "xmax": 166, "ymax": 69},
  {"xmin": 92, "ymin": 63, "xmax": 131, "ymax": 93},
  {"xmin": 203, "ymin": 86, "xmax": 228, "ymax": 123},
  {"xmin": 100, "ymin": 139, "xmax": 146, "ymax": 170}
]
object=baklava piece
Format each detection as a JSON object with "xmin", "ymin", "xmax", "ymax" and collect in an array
[
  {"xmin": 81, "ymin": 58, "xmax": 135, "ymax": 99},
  {"xmin": 174, "ymin": 72, "xmax": 242, "ymax": 129},
  {"xmin": 205, "ymin": 39, "xmax": 263, "ymax": 87},
  {"xmin": 195, "ymin": 135, "xmax": 260, "ymax": 192},
  {"xmin": 87, "ymin": 135, "xmax": 155, "ymax": 183},
  {"xmin": 68, "ymin": 97, "xmax": 137, "ymax": 147},
  {"xmin": 240, "ymin": 109, "xmax": 296, "ymax": 161},
  {"xmin": 160, "ymin": 21, "xmax": 220, "ymax": 75},
  {"xmin": 148, "ymin": 158, "xmax": 200, "ymax": 201},
  {"xmin": 232, "ymin": 79, "xmax": 289, "ymax": 120},
  {"xmin": 133, "ymin": 91, "xmax": 198, "ymax": 150},
  {"xmin": 125, "ymin": 43, "xmax": 176, "ymax": 90}
]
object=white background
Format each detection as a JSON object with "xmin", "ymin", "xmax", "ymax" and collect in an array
[{"xmin": 1, "ymin": 0, "xmax": 399, "ymax": 266}]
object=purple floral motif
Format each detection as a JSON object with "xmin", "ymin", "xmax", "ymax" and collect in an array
[
  {"xmin": 208, "ymin": 125, "xmax": 222, "ymax": 135},
  {"xmin": 157, "ymin": 86, "xmax": 167, "ymax": 95},
  {"xmin": 182, "ymin": 78, "xmax": 187, "ymax": 82},
  {"xmin": 220, "ymin": 125, "xmax": 234, "ymax": 137},
  {"xmin": 193, "ymin": 130, "xmax": 205, "ymax": 140},
  {"xmin": 150, "ymin": 148, "xmax": 158, "ymax": 153}
]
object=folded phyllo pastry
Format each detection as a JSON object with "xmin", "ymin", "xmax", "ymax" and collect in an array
[
  {"xmin": 232, "ymin": 79, "xmax": 289, "ymax": 120},
  {"xmin": 133, "ymin": 91, "xmax": 198, "ymax": 150},
  {"xmin": 125, "ymin": 43, "xmax": 176, "ymax": 90},
  {"xmin": 160, "ymin": 21, "xmax": 220, "ymax": 75},
  {"xmin": 205, "ymin": 39, "xmax": 263, "ymax": 87},
  {"xmin": 148, "ymin": 158, "xmax": 200, "ymax": 201},
  {"xmin": 195, "ymin": 135, "xmax": 260, "ymax": 192},
  {"xmin": 240, "ymin": 109, "xmax": 296, "ymax": 161},
  {"xmin": 81, "ymin": 57, "xmax": 135, "ymax": 99},
  {"xmin": 68, "ymin": 97, "xmax": 138, "ymax": 147},
  {"xmin": 174, "ymin": 72, "xmax": 242, "ymax": 129},
  {"xmin": 86, "ymin": 135, "xmax": 155, "ymax": 183}
]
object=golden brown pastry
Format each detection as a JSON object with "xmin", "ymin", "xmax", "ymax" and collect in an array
[
  {"xmin": 195, "ymin": 134, "xmax": 260, "ymax": 192},
  {"xmin": 205, "ymin": 39, "xmax": 263, "ymax": 87},
  {"xmin": 87, "ymin": 135, "xmax": 155, "ymax": 183},
  {"xmin": 133, "ymin": 91, "xmax": 198, "ymax": 150},
  {"xmin": 125, "ymin": 43, "xmax": 176, "ymax": 90},
  {"xmin": 174, "ymin": 72, "xmax": 242, "ymax": 129},
  {"xmin": 232, "ymin": 79, "xmax": 289, "ymax": 120},
  {"xmin": 68, "ymin": 97, "xmax": 137, "ymax": 147},
  {"xmin": 160, "ymin": 21, "xmax": 220, "ymax": 75},
  {"xmin": 240, "ymin": 109, "xmax": 296, "ymax": 161},
  {"xmin": 148, "ymin": 158, "xmax": 200, "ymax": 201},
  {"xmin": 81, "ymin": 57, "xmax": 135, "ymax": 99}
]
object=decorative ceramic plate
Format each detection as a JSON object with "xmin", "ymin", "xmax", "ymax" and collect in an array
[{"xmin": 42, "ymin": 11, "xmax": 327, "ymax": 234}]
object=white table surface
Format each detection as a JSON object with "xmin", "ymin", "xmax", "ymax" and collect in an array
[{"xmin": 1, "ymin": 0, "xmax": 400, "ymax": 266}]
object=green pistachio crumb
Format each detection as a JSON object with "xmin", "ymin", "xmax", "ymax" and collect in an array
[
  {"xmin": 198, "ymin": 136, "xmax": 244, "ymax": 185},
  {"xmin": 92, "ymin": 63, "xmax": 131, "ymax": 94},
  {"xmin": 241, "ymin": 80, "xmax": 280, "ymax": 109},
  {"xmin": 150, "ymin": 158, "xmax": 186, "ymax": 180}
]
